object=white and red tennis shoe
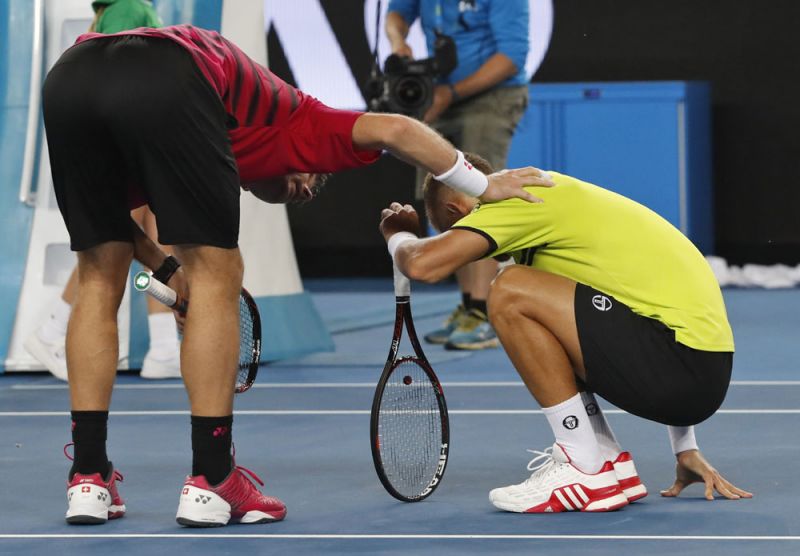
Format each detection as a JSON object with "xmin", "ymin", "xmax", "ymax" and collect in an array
[
  {"xmin": 65, "ymin": 466, "xmax": 126, "ymax": 524},
  {"xmin": 489, "ymin": 444, "xmax": 628, "ymax": 513},
  {"xmin": 176, "ymin": 465, "xmax": 286, "ymax": 527},
  {"xmin": 612, "ymin": 451, "xmax": 648, "ymax": 502}
]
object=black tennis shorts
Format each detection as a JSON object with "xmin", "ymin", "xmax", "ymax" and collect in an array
[
  {"xmin": 42, "ymin": 35, "xmax": 240, "ymax": 251},
  {"xmin": 575, "ymin": 283, "xmax": 732, "ymax": 426}
]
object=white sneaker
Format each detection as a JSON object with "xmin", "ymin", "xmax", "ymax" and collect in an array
[
  {"xmin": 489, "ymin": 444, "xmax": 629, "ymax": 513},
  {"xmin": 612, "ymin": 451, "xmax": 648, "ymax": 502},
  {"xmin": 140, "ymin": 348, "xmax": 181, "ymax": 379},
  {"xmin": 23, "ymin": 332, "xmax": 68, "ymax": 381}
]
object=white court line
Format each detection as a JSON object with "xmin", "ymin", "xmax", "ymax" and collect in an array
[
  {"xmin": 1, "ymin": 409, "xmax": 800, "ymax": 417},
  {"xmin": 9, "ymin": 380, "xmax": 800, "ymax": 390},
  {"xmin": 0, "ymin": 533, "xmax": 798, "ymax": 541}
]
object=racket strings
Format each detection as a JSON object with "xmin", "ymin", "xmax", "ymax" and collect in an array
[
  {"xmin": 378, "ymin": 358, "xmax": 443, "ymax": 498},
  {"xmin": 238, "ymin": 294, "xmax": 256, "ymax": 388}
]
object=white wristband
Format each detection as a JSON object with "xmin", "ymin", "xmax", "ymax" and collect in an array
[
  {"xmin": 387, "ymin": 231, "xmax": 418, "ymax": 259},
  {"xmin": 434, "ymin": 150, "xmax": 488, "ymax": 198},
  {"xmin": 668, "ymin": 425, "xmax": 698, "ymax": 455}
]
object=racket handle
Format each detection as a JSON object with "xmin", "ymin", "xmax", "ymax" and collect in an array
[
  {"xmin": 393, "ymin": 261, "xmax": 411, "ymax": 298},
  {"xmin": 133, "ymin": 271, "xmax": 188, "ymax": 313}
]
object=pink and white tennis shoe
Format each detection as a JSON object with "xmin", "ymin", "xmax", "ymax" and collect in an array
[
  {"xmin": 176, "ymin": 464, "xmax": 286, "ymax": 527},
  {"xmin": 66, "ymin": 466, "xmax": 126, "ymax": 524}
]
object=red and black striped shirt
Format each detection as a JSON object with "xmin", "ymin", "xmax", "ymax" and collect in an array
[{"xmin": 75, "ymin": 25, "xmax": 379, "ymax": 182}]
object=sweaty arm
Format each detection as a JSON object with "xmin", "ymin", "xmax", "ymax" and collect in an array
[{"xmin": 380, "ymin": 203, "xmax": 492, "ymax": 282}]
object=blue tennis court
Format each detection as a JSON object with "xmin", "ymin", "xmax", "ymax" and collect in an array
[{"xmin": 1, "ymin": 283, "xmax": 798, "ymax": 556}]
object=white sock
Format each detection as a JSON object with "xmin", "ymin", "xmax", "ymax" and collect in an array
[
  {"xmin": 147, "ymin": 313, "xmax": 179, "ymax": 359},
  {"xmin": 542, "ymin": 393, "xmax": 605, "ymax": 474},
  {"xmin": 580, "ymin": 391, "xmax": 623, "ymax": 462},
  {"xmin": 38, "ymin": 297, "xmax": 71, "ymax": 344}
]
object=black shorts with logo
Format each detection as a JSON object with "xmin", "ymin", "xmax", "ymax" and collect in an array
[
  {"xmin": 42, "ymin": 35, "xmax": 240, "ymax": 251},
  {"xmin": 574, "ymin": 283, "xmax": 732, "ymax": 426}
]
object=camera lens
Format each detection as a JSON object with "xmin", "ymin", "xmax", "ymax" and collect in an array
[{"xmin": 394, "ymin": 76, "xmax": 426, "ymax": 109}]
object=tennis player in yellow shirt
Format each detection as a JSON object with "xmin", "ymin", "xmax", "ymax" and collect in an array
[{"xmin": 380, "ymin": 152, "xmax": 752, "ymax": 513}]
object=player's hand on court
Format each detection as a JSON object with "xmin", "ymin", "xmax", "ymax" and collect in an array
[
  {"xmin": 481, "ymin": 167, "xmax": 555, "ymax": 204},
  {"xmin": 166, "ymin": 267, "xmax": 189, "ymax": 332},
  {"xmin": 660, "ymin": 449, "xmax": 753, "ymax": 501},
  {"xmin": 380, "ymin": 202, "xmax": 422, "ymax": 241}
]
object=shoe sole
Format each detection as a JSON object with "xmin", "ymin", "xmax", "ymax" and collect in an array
[
  {"xmin": 177, "ymin": 512, "xmax": 285, "ymax": 528},
  {"xmin": 445, "ymin": 338, "xmax": 500, "ymax": 351},
  {"xmin": 424, "ymin": 336, "xmax": 450, "ymax": 345},
  {"xmin": 176, "ymin": 517, "xmax": 228, "ymax": 528},
  {"xmin": 622, "ymin": 483, "xmax": 648, "ymax": 502}
]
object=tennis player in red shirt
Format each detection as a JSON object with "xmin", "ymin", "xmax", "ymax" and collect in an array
[{"xmin": 42, "ymin": 24, "xmax": 551, "ymax": 527}]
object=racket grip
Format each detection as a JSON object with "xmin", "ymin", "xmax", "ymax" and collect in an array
[
  {"xmin": 393, "ymin": 261, "xmax": 411, "ymax": 297},
  {"xmin": 133, "ymin": 271, "xmax": 188, "ymax": 313}
]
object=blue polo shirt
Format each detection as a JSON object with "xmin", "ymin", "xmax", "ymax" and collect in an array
[{"xmin": 387, "ymin": 0, "xmax": 529, "ymax": 87}]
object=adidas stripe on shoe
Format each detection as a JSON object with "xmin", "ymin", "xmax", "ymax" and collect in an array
[
  {"xmin": 489, "ymin": 444, "xmax": 628, "ymax": 513},
  {"xmin": 613, "ymin": 451, "xmax": 648, "ymax": 502}
]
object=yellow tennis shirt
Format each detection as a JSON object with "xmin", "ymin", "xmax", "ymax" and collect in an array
[{"xmin": 452, "ymin": 172, "xmax": 734, "ymax": 352}]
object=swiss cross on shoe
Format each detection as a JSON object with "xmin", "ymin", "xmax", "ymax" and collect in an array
[
  {"xmin": 81, "ymin": 486, "xmax": 91, "ymax": 493},
  {"xmin": 464, "ymin": 161, "xmax": 473, "ymax": 170}
]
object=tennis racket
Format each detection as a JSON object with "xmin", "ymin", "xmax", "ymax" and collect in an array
[
  {"xmin": 132, "ymin": 271, "xmax": 261, "ymax": 394},
  {"xmin": 370, "ymin": 263, "xmax": 450, "ymax": 502}
]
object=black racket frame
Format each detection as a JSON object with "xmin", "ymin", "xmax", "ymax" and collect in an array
[
  {"xmin": 369, "ymin": 292, "xmax": 450, "ymax": 502},
  {"xmin": 236, "ymin": 287, "xmax": 261, "ymax": 394}
]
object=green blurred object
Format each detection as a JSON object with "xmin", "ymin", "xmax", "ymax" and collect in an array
[{"xmin": 92, "ymin": 0, "xmax": 162, "ymax": 33}]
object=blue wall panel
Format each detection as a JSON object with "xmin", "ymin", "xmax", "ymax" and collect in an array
[{"xmin": 0, "ymin": 0, "xmax": 36, "ymax": 368}]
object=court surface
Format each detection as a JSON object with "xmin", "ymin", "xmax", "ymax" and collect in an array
[{"xmin": 1, "ymin": 282, "xmax": 798, "ymax": 555}]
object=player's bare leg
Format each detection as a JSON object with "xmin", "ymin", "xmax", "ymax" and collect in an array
[
  {"xmin": 487, "ymin": 265, "xmax": 584, "ymax": 407},
  {"xmin": 68, "ymin": 241, "xmax": 133, "ymax": 410},
  {"xmin": 487, "ymin": 265, "xmax": 626, "ymax": 512},
  {"xmin": 171, "ymin": 244, "xmax": 242, "ymax": 416}
]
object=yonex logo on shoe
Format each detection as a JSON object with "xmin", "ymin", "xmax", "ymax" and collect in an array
[
  {"xmin": 562, "ymin": 415, "xmax": 579, "ymax": 430},
  {"xmin": 213, "ymin": 426, "xmax": 229, "ymax": 437},
  {"xmin": 97, "ymin": 493, "xmax": 107, "ymax": 501},
  {"xmin": 592, "ymin": 295, "xmax": 612, "ymax": 311},
  {"xmin": 195, "ymin": 495, "xmax": 211, "ymax": 504},
  {"xmin": 585, "ymin": 402, "xmax": 598, "ymax": 416}
]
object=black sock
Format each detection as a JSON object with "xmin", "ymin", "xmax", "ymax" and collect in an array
[
  {"xmin": 461, "ymin": 292, "xmax": 471, "ymax": 308},
  {"xmin": 191, "ymin": 415, "xmax": 233, "ymax": 485},
  {"xmin": 69, "ymin": 411, "xmax": 110, "ymax": 479},
  {"xmin": 470, "ymin": 298, "xmax": 488, "ymax": 315}
]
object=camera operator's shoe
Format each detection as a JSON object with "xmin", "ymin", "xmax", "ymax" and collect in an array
[
  {"xmin": 444, "ymin": 308, "xmax": 499, "ymax": 350},
  {"xmin": 176, "ymin": 464, "xmax": 286, "ymax": 527},
  {"xmin": 613, "ymin": 452, "xmax": 648, "ymax": 502},
  {"xmin": 66, "ymin": 464, "xmax": 126, "ymax": 524},
  {"xmin": 489, "ymin": 444, "xmax": 628, "ymax": 513},
  {"xmin": 424, "ymin": 304, "xmax": 468, "ymax": 344}
]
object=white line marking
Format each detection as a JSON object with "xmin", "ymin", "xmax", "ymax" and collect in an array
[
  {"xmin": 8, "ymin": 380, "xmax": 800, "ymax": 391},
  {"xmin": 0, "ymin": 533, "xmax": 798, "ymax": 541},
  {"xmin": 1, "ymin": 409, "xmax": 799, "ymax": 417}
]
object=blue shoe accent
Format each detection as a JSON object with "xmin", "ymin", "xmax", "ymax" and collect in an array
[
  {"xmin": 445, "ymin": 309, "xmax": 499, "ymax": 351},
  {"xmin": 424, "ymin": 305, "xmax": 468, "ymax": 345}
]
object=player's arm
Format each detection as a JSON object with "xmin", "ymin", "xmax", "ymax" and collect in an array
[
  {"xmin": 379, "ymin": 202, "xmax": 490, "ymax": 282},
  {"xmin": 129, "ymin": 217, "xmax": 189, "ymax": 303},
  {"xmin": 660, "ymin": 426, "xmax": 753, "ymax": 501},
  {"xmin": 352, "ymin": 112, "xmax": 553, "ymax": 203}
]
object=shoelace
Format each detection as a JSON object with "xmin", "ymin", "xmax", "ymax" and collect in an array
[
  {"xmin": 63, "ymin": 442, "xmax": 123, "ymax": 483},
  {"xmin": 524, "ymin": 447, "xmax": 556, "ymax": 485}
]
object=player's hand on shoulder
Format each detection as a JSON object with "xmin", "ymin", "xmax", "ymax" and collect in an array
[
  {"xmin": 380, "ymin": 202, "xmax": 421, "ymax": 241},
  {"xmin": 660, "ymin": 449, "xmax": 753, "ymax": 501},
  {"xmin": 481, "ymin": 167, "xmax": 555, "ymax": 204}
]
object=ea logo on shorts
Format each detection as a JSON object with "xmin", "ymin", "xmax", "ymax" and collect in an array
[
  {"xmin": 562, "ymin": 415, "xmax": 579, "ymax": 430},
  {"xmin": 592, "ymin": 295, "xmax": 612, "ymax": 312}
]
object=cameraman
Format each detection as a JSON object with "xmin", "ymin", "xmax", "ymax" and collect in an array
[{"xmin": 386, "ymin": 0, "xmax": 530, "ymax": 350}]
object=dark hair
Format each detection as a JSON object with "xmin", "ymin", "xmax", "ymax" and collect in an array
[{"xmin": 423, "ymin": 152, "xmax": 494, "ymax": 230}]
